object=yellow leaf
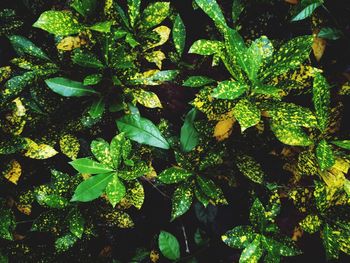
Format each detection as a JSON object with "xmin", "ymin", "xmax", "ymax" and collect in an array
[
  {"xmin": 57, "ymin": 35, "xmax": 87, "ymax": 51},
  {"xmin": 59, "ymin": 134, "xmax": 80, "ymax": 159},
  {"xmin": 145, "ymin": 50, "xmax": 166, "ymax": 69},
  {"xmin": 24, "ymin": 138, "xmax": 58, "ymax": 159},
  {"xmin": 3, "ymin": 159, "xmax": 22, "ymax": 185},
  {"xmin": 312, "ymin": 35, "xmax": 326, "ymax": 62},
  {"xmin": 150, "ymin": 250, "xmax": 160, "ymax": 263},
  {"xmin": 213, "ymin": 117, "xmax": 235, "ymax": 141},
  {"xmin": 147, "ymin": 26, "xmax": 171, "ymax": 49},
  {"xmin": 16, "ymin": 204, "xmax": 32, "ymax": 215},
  {"xmin": 2, "ymin": 98, "xmax": 27, "ymax": 135}
]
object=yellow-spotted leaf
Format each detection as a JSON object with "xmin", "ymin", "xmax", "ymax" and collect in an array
[
  {"xmin": 145, "ymin": 50, "xmax": 166, "ymax": 69},
  {"xmin": 3, "ymin": 159, "xmax": 22, "ymax": 185},
  {"xmin": 147, "ymin": 25, "xmax": 171, "ymax": 49},
  {"xmin": 24, "ymin": 138, "xmax": 58, "ymax": 159},
  {"xmin": 59, "ymin": 134, "xmax": 80, "ymax": 159},
  {"xmin": 233, "ymin": 99, "xmax": 260, "ymax": 132},
  {"xmin": 130, "ymin": 88, "xmax": 163, "ymax": 108}
]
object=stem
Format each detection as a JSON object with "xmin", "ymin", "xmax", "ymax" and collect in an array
[{"xmin": 181, "ymin": 224, "xmax": 190, "ymax": 253}]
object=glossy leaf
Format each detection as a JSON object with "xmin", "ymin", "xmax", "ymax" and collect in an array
[
  {"xmin": 270, "ymin": 122, "xmax": 313, "ymax": 146},
  {"xmin": 189, "ymin": 39, "xmax": 223, "ymax": 55},
  {"xmin": 173, "ymin": 14, "xmax": 186, "ymax": 56},
  {"xmin": 195, "ymin": 0, "xmax": 227, "ymax": 30},
  {"xmin": 171, "ymin": 183, "xmax": 193, "ymax": 220},
  {"xmin": 158, "ymin": 231, "xmax": 180, "ymax": 260},
  {"xmin": 9, "ymin": 35, "xmax": 50, "ymax": 60},
  {"xmin": 330, "ymin": 140, "xmax": 350, "ymax": 150},
  {"xmin": 316, "ymin": 139, "xmax": 335, "ymax": 171},
  {"xmin": 158, "ymin": 167, "xmax": 193, "ymax": 184},
  {"xmin": 291, "ymin": 2, "xmax": 322, "ymax": 22},
  {"xmin": 71, "ymin": 172, "xmax": 113, "ymax": 202},
  {"xmin": 90, "ymin": 138, "xmax": 113, "ymax": 167},
  {"xmin": 89, "ymin": 21, "xmax": 113, "ymax": 33},
  {"xmin": 106, "ymin": 173, "xmax": 126, "ymax": 207},
  {"xmin": 212, "ymin": 80, "xmax": 248, "ymax": 100},
  {"xmin": 240, "ymin": 236, "xmax": 263, "ymax": 263},
  {"xmin": 33, "ymin": 11, "xmax": 84, "ymax": 36},
  {"xmin": 233, "ymin": 99, "xmax": 261, "ymax": 132},
  {"xmin": 183, "ymin": 76, "xmax": 215, "ymax": 87},
  {"xmin": 222, "ymin": 226, "xmax": 256, "ymax": 249},
  {"xmin": 117, "ymin": 114, "xmax": 170, "ymax": 149},
  {"xmin": 141, "ymin": 2, "xmax": 170, "ymax": 29},
  {"xmin": 45, "ymin": 77, "xmax": 98, "ymax": 97},
  {"xmin": 72, "ymin": 50, "xmax": 104, "ymax": 69},
  {"xmin": 69, "ymin": 158, "xmax": 114, "ymax": 174},
  {"xmin": 70, "ymin": 0, "xmax": 97, "ymax": 17},
  {"xmin": 180, "ymin": 108, "xmax": 199, "ymax": 152},
  {"xmin": 249, "ymin": 199, "xmax": 266, "ymax": 230},
  {"xmin": 89, "ymin": 98, "xmax": 105, "ymax": 119},
  {"xmin": 318, "ymin": 27, "xmax": 342, "ymax": 40}
]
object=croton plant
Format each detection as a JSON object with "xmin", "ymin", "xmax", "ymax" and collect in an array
[{"xmin": 0, "ymin": 0, "xmax": 349, "ymax": 262}]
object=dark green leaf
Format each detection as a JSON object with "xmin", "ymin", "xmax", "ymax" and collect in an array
[
  {"xmin": 171, "ymin": 183, "xmax": 193, "ymax": 220},
  {"xmin": 222, "ymin": 226, "xmax": 256, "ymax": 249},
  {"xmin": 68, "ymin": 208, "xmax": 85, "ymax": 239},
  {"xmin": 158, "ymin": 167, "xmax": 193, "ymax": 184},
  {"xmin": 249, "ymin": 199, "xmax": 266, "ymax": 230},
  {"xmin": 83, "ymin": 73, "xmax": 103, "ymax": 86},
  {"xmin": 141, "ymin": 2, "xmax": 170, "ymax": 29},
  {"xmin": 235, "ymin": 155, "xmax": 265, "ymax": 184},
  {"xmin": 55, "ymin": 233, "xmax": 78, "ymax": 252},
  {"xmin": 291, "ymin": 3, "xmax": 322, "ymax": 22},
  {"xmin": 70, "ymin": 0, "xmax": 97, "ymax": 17},
  {"xmin": 318, "ymin": 27, "xmax": 342, "ymax": 40},
  {"xmin": 316, "ymin": 139, "xmax": 335, "ymax": 171},
  {"xmin": 330, "ymin": 140, "xmax": 350, "ymax": 150},
  {"xmin": 313, "ymin": 72, "xmax": 330, "ymax": 132},
  {"xmin": 117, "ymin": 114, "xmax": 170, "ymax": 149},
  {"xmin": 90, "ymin": 21, "xmax": 113, "ymax": 33},
  {"xmin": 71, "ymin": 172, "xmax": 113, "ymax": 202},
  {"xmin": 189, "ymin": 39, "xmax": 223, "ymax": 55},
  {"xmin": 322, "ymin": 224, "xmax": 340, "ymax": 260},
  {"xmin": 195, "ymin": 0, "xmax": 227, "ymax": 31},
  {"xmin": 0, "ymin": 209, "xmax": 15, "ymax": 240},
  {"xmin": 180, "ymin": 108, "xmax": 199, "ymax": 152},
  {"xmin": 8, "ymin": 35, "xmax": 50, "ymax": 60},
  {"xmin": 232, "ymin": 0, "xmax": 244, "ymax": 23},
  {"xmin": 90, "ymin": 138, "xmax": 113, "ymax": 167},
  {"xmin": 45, "ymin": 77, "xmax": 98, "ymax": 97},
  {"xmin": 110, "ymin": 133, "xmax": 128, "ymax": 169},
  {"xmin": 72, "ymin": 50, "xmax": 104, "ymax": 69},
  {"xmin": 173, "ymin": 14, "xmax": 186, "ymax": 56},
  {"xmin": 89, "ymin": 97, "xmax": 106, "ymax": 119},
  {"xmin": 158, "ymin": 230, "xmax": 180, "ymax": 260},
  {"xmin": 128, "ymin": 0, "xmax": 141, "ymax": 28}
]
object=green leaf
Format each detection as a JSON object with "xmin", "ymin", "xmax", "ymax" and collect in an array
[
  {"xmin": 195, "ymin": 0, "xmax": 227, "ymax": 31},
  {"xmin": 316, "ymin": 139, "xmax": 335, "ymax": 171},
  {"xmin": 158, "ymin": 167, "xmax": 193, "ymax": 184},
  {"xmin": 318, "ymin": 27, "xmax": 342, "ymax": 40},
  {"xmin": 299, "ymin": 214, "xmax": 322, "ymax": 234},
  {"xmin": 8, "ymin": 35, "xmax": 50, "ymax": 61},
  {"xmin": 33, "ymin": 11, "xmax": 84, "ymax": 36},
  {"xmin": 128, "ymin": 0, "xmax": 141, "ymax": 28},
  {"xmin": 330, "ymin": 140, "xmax": 350, "ymax": 150},
  {"xmin": 235, "ymin": 155, "xmax": 265, "ymax": 184},
  {"xmin": 70, "ymin": 0, "xmax": 97, "ymax": 17},
  {"xmin": 71, "ymin": 172, "xmax": 113, "ymax": 202},
  {"xmin": 110, "ymin": 133, "xmax": 128, "ymax": 169},
  {"xmin": 104, "ymin": 0, "xmax": 130, "ymax": 29},
  {"xmin": 291, "ymin": 2, "xmax": 322, "ymax": 22},
  {"xmin": 189, "ymin": 39, "xmax": 223, "ymax": 55},
  {"xmin": 212, "ymin": 80, "xmax": 248, "ymax": 100},
  {"xmin": 313, "ymin": 72, "xmax": 330, "ymax": 132},
  {"xmin": 233, "ymin": 99, "xmax": 261, "ymax": 132},
  {"xmin": 270, "ymin": 122, "xmax": 313, "ymax": 146},
  {"xmin": 106, "ymin": 173, "xmax": 126, "ymax": 207},
  {"xmin": 90, "ymin": 138, "xmax": 113, "ymax": 167},
  {"xmin": 173, "ymin": 14, "xmax": 186, "ymax": 56},
  {"xmin": 89, "ymin": 21, "xmax": 113, "ymax": 33},
  {"xmin": 118, "ymin": 161, "xmax": 150, "ymax": 180},
  {"xmin": 141, "ymin": 2, "xmax": 170, "ymax": 29},
  {"xmin": 249, "ymin": 199, "xmax": 266, "ymax": 230},
  {"xmin": 222, "ymin": 226, "xmax": 256, "ymax": 249},
  {"xmin": 36, "ymin": 193, "xmax": 69, "ymax": 208},
  {"xmin": 45, "ymin": 77, "xmax": 98, "ymax": 97},
  {"xmin": 68, "ymin": 208, "xmax": 85, "ymax": 239},
  {"xmin": 55, "ymin": 233, "xmax": 78, "ymax": 252},
  {"xmin": 69, "ymin": 158, "xmax": 114, "ymax": 174},
  {"xmin": 232, "ymin": 0, "xmax": 244, "ymax": 23},
  {"xmin": 158, "ymin": 231, "xmax": 180, "ymax": 260},
  {"xmin": 117, "ymin": 114, "xmax": 170, "ymax": 149},
  {"xmin": 197, "ymin": 176, "xmax": 226, "ymax": 204},
  {"xmin": 171, "ymin": 183, "xmax": 193, "ymax": 220},
  {"xmin": 180, "ymin": 108, "xmax": 199, "ymax": 152},
  {"xmin": 268, "ymin": 102, "xmax": 318, "ymax": 128},
  {"xmin": 83, "ymin": 73, "xmax": 103, "ymax": 86},
  {"xmin": 72, "ymin": 50, "xmax": 104, "ymax": 69},
  {"xmin": 260, "ymin": 36, "xmax": 313, "ymax": 80},
  {"xmin": 262, "ymin": 236, "xmax": 302, "ymax": 257},
  {"xmin": 239, "ymin": 236, "xmax": 263, "ymax": 263},
  {"xmin": 183, "ymin": 76, "xmax": 215, "ymax": 87},
  {"xmin": 89, "ymin": 97, "xmax": 105, "ymax": 119},
  {"xmin": 322, "ymin": 224, "xmax": 340, "ymax": 260},
  {"xmin": 0, "ymin": 209, "xmax": 15, "ymax": 240}
]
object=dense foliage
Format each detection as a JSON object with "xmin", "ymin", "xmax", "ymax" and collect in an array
[{"xmin": 0, "ymin": 0, "xmax": 349, "ymax": 262}]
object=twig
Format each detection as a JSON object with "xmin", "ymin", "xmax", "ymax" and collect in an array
[
  {"xmin": 144, "ymin": 178, "xmax": 170, "ymax": 199},
  {"xmin": 181, "ymin": 224, "xmax": 190, "ymax": 253}
]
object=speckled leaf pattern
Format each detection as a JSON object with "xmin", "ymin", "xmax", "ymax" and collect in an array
[
  {"xmin": 173, "ymin": 14, "xmax": 186, "ymax": 56},
  {"xmin": 316, "ymin": 139, "xmax": 335, "ymax": 171},
  {"xmin": 260, "ymin": 36, "xmax": 313, "ymax": 80},
  {"xmin": 33, "ymin": 11, "xmax": 84, "ymax": 36},
  {"xmin": 131, "ymin": 89, "xmax": 163, "ymax": 108},
  {"xmin": 55, "ymin": 233, "xmax": 78, "ymax": 252},
  {"xmin": 3, "ymin": 159, "xmax": 22, "ymax": 185},
  {"xmin": 212, "ymin": 80, "xmax": 248, "ymax": 100},
  {"xmin": 233, "ymin": 99, "xmax": 261, "ymax": 132},
  {"xmin": 127, "ymin": 0, "xmax": 141, "ymax": 28},
  {"xmin": 71, "ymin": 172, "xmax": 113, "ymax": 202},
  {"xmin": 83, "ymin": 73, "xmax": 102, "ymax": 86},
  {"xmin": 106, "ymin": 173, "xmax": 126, "ymax": 207},
  {"xmin": 171, "ymin": 183, "xmax": 193, "ymax": 220},
  {"xmin": 249, "ymin": 199, "xmax": 266, "ymax": 230},
  {"xmin": 222, "ymin": 226, "xmax": 256, "ymax": 249},
  {"xmin": 262, "ymin": 236, "xmax": 302, "ymax": 257},
  {"xmin": 189, "ymin": 39, "xmax": 223, "ymax": 55},
  {"xmin": 72, "ymin": 50, "xmax": 104, "ymax": 69},
  {"xmin": 0, "ymin": 208, "xmax": 15, "ymax": 240},
  {"xmin": 268, "ymin": 102, "xmax": 318, "ymax": 128},
  {"xmin": 239, "ymin": 236, "xmax": 263, "ymax": 263},
  {"xmin": 183, "ymin": 76, "xmax": 215, "ymax": 87},
  {"xmin": 299, "ymin": 214, "xmax": 322, "ymax": 234},
  {"xmin": 90, "ymin": 138, "xmax": 114, "ymax": 167},
  {"xmin": 125, "ymin": 180, "xmax": 144, "ymax": 209},
  {"xmin": 158, "ymin": 167, "xmax": 193, "ymax": 184},
  {"xmin": 141, "ymin": 2, "xmax": 170, "ymax": 29},
  {"xmin": 117, "ymin": 114, "xmax": 170, "ymax": 149},
  {"xmin": 70, "ymin": 0, "xmax": 97, "ymax": 17},
  {"xmin": 24, "ymin": 138, "xmax": 58, "ymax": 159},
  {"xmin": 68, "ymin": 208, "xmax": 85, "ymax": 239},
  {"xmin": 195, "ymin": 0, "xmax": 227, "ymax": 30},
  {"xmin": 69, "ymin": 158, "xmax": 114, "ymax": 174},
  {"xmin": 9, "ymin": 35, "xmax": 50, "ymax": 61},
  {"xmin": 322, "ymin": 224, "xmax": 340, "ymax": 260},
  {"xmin": 270, "ymin": 121, "xmax": 313, "ymax": 146},
  {"xmin": 2, "ymin": 71, "xmax": 38, "ymax": 102},
  {"xmin": 197, "ymin": 176, "xmax": 227, "ymax": 204},
  {"xmin": 235, "ymin": 155, "xmax": 265, "ymax": 184},
  {"xmin": 59, "ymin": 134, "xmax": 80, "ymax": 159},
  {"xmin": 110, "ymin": 133, "xmax": 127, "ymax": 169},
  {"xmin": 313, "ymin": 72, "xmax": 330, "ymax": 132},
  {"xmin": 118, "ymin": 161, "xmax": 150, "ymax": 181},
  {"xmin": 145, "ymin": 50, "xmax": 166, "ymax": 69}
]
